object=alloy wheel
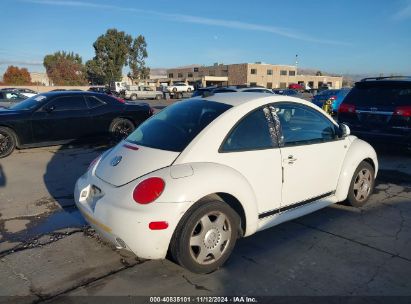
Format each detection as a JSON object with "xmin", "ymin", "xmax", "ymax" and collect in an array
[
  {"xmin": 113, "ymin": 122, "xmax": 133, "ymax": 139},
  {"xmin": 353, "ymin": 168, "xmax": 372, "ymax": 202},
  {"xmin": 189, "ymin": 211, "xmax": 232, "ymax": 265},
  {"xmin": 0, "ymin": 132, "xmax": 12, "ymax": 154}
]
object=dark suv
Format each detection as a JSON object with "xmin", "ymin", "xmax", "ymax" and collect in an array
[{"xmin": 338, "ymin": 76, "xmax": 411, "ymax": 148}]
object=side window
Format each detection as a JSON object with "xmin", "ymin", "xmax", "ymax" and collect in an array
[
  {"xmin": 6, "ymin": 92, "xmax": 20, "ymax": 99},
  {"xmin": 275, "ymin": 104, "xmax": 337, "ymax": 146},
  {"xmin": 45, "ymin": 96, "xmax": 87, "ymax": 111},
  {"xmin": 221, "ymin": 108, "xmax": 274, "ymax": 152},
  {"xmin": 86, "ymin": 96, "xmax": 106, "ymax": 109}
]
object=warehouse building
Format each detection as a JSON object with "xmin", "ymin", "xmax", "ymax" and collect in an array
[{"xmin": 162, "ymin": 62, "xmax": 342, "ymax": 89}]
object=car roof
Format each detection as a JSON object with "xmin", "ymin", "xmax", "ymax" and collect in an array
[
  {"xmin": 201, "ymin": 92, "xmax": 311, "ymax": 107},
  {"xmin": 35, "ymin": 91, "xmax": 103, "ymax": 97},
  {"xmin": 355, "ymin": 79, "xmax": 411, "ymax": 86}
]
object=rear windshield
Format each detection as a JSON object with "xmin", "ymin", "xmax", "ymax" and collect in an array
[
  {"xmin": 126, "ymin": 99, "xmax": 232, "ymax": 152},
  {"xmin": 345, "ymin": 82, "xmax": 411, "ymax": 106}
]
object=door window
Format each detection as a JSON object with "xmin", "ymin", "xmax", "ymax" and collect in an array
[
  {"xmin": 85, "ymin": 96, "xmax": 106, "ymax": 109},
  {"xmin": 274, "ymin": 103, "xmax": 337, "ymax": 146},
  {"xmin": 221, "ymin": 108, "xmax": 275, "ymax": 152},
  {"xmin": 45, "ymin": 96, "xmax": 87, "ymax": 111}
]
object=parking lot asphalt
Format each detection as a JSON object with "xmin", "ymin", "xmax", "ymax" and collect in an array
[{"xmin": 0, "ymin": 99, "xmax": 410, "ymax": 302}]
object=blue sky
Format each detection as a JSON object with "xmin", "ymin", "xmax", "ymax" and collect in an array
[{"xmin": 1, "ymin": 0, "xmax": 411, "ymax": 76}]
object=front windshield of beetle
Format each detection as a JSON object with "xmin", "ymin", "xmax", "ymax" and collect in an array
[
  {"xmin": 9, "ymin": 95, "xmax": 48, "ymax": 111},
  {"xmin": 126, "ymin": 99, "xmax": 232, "ymax": 152}
]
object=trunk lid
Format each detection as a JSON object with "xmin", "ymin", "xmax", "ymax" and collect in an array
[{"xmin": 95, "ymin": 142, "xmax": 179, "ymax": 187}]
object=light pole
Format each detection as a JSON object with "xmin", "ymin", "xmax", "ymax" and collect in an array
[{"xmin": 295, "ymin": 54, "xmax": 298, "ymax": 75}]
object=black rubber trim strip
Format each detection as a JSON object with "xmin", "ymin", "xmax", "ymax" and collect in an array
[{"xmin": 258, "ymin": 191, "xmax": 335, "ymax": 219}]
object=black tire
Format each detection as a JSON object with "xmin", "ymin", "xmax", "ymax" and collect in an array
[
  {"xmin": 170, "ymin": 200, "xmax": 240, "ymax": 274},
  {"xmin": 109, "ymin": 118, "xmax": 135, "ymax": 141},
  {"xmin": 130, "ymin": 94, "xmax": 137, "ymax": 101},
  {"xmin": 0, "ymin": 127, "xmax": 17, "ymax": 158},
  {"xmin": 155, "ymin": 94, "xmax": 161, "ymax": 100},
  {"xmin": 187, "ymin": 88, "xmax": 192, "ymax": 92},
  {"xmin": 172, "ymin": 87, "xmax": 178, "ymax": 93},
  {"xmin": 346, "ymin": 161, "xmax": 375, "ymax": 207}
]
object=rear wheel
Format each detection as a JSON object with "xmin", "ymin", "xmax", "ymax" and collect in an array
[
  {"xmin": 170, "ymin": 200, "xmax": 240, "ymax": 274},
  {"xmin": 155, "ymin": 94, "xmax": 162, "ymax": 100},
  {"xmin": 187, "ymin": 88, "xmax": 192, "ymax": 92},
  {"xmin": 0, "ymin": 127, "xmax": 17, "ymax": 158},
  {"xmin": 130, "ymin": 94, "xmax": 137, "ymax": 101},
  {"xmin": 109, "ymin": 118, "xmax": 135, "ymax": 141},
  {"xmin": 347, "ymin": 161, "xmax": 375, "ymax": 207},
  {"xmin": 172, "ymin": 87, "xmax": 177, "ymax": 93}
]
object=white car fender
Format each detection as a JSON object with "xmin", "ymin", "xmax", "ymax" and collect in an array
[
  {"xmin": 158, "ymin": 162, "xmax": 259, "ymax": 237},
  {"xmin": 335, "ymin": 136, "xmax": 378, "ymax": 202}
]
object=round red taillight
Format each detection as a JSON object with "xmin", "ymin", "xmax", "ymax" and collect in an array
[{"xmin": 133, "ymin": 177, "xmax": 165, "ymax": 204}]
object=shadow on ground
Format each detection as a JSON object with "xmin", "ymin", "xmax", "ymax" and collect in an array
[
  {"xmin": 0, "ymin": 164, "xmax": 5, "ymax": 187},
  {"xmin": 1, "ymin": 142, "xmax": 112, "ymax": 244}
]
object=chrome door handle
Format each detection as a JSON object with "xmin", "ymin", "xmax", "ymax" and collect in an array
[{"xmin": 287, "ymin": 155, "xmax": 297, "ymax": 164}]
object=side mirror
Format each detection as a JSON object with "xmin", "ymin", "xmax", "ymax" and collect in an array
[
  {"xmin": 44, "ymin": 105, "xmax": 55, "ymax": 113},
  {"xmin": 339, "ymin": 123, "xmax": 350, "ymax": 138}
]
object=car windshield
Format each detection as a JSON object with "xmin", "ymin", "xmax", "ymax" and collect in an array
[
  {"xmin": 9, "ymin": 95, "xmax": 48, "ymax": 111},
  {"xmin": 345, "ymin": 82, "xmax": 411, "ymax": 106},
  {"xmin": 126, "ymin": 99, "xmax": 232, "ymax": 152}
]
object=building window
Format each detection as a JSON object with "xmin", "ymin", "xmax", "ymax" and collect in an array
[
  {"xmin": 168, "ymin": 73, "xmax": 173, "ymax": 78},
  {"xmin": 251, "ymin": 69, "xmax": 257, "ymax": 75},
  {"xmin": 267, "ymin": 82, "xmax": 273, "ymax": 89},
  {"xmin": 280, "ymin": 70, "xmax": 287, "ymax": 76},
  {"xmin": 188, "ymin": 73, "xmax": 193, "ymax": 78},
  {"xmin": 279, "ymin": 82, "xmax": 287, "ymax": 88},
  {"xmin": 193, "ymin": 67, "xmax": 199, "ymax": 72},
  {"xmin": 250, "ymin": 82, "xmax": 257, "ymax": 87},
  {"xmin": 289, "ymin": 71, "xmax": 296, "ymax": 76},
  {"xmin": 178, "ymin": 73, "xmax": 183, "ymax": 78},
  {"xmin": 267, "ymin": 69, "xmax": 273, "ymax": 75}
]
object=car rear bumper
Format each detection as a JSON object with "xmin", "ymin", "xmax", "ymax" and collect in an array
[
  {"xmin": 74, "ymin": 173, "xmax": 191, "ymax": 260},
  {"xmin": 350, "ymin": 129, "xmax": 411, "ymax": 147}
]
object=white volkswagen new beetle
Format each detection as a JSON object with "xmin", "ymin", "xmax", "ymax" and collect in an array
[{"xmin": 75, "ymin": 93, "xmax": 378, "ymax": 273}]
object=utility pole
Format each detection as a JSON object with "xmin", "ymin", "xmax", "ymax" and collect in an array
[{"xmin": 295, "ymin": 54, "xmax": 298, "ymax": 75}]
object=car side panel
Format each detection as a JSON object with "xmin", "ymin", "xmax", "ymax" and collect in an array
[
  {"xmin": 0, "ymin": 112, "xmax": 33, "ymax": 146},
  {"xmin": 335, "ymin": 136, "xmax": 379, "ymax": 202},
  {"xmin": 158, "ymin": 163, "xmax": 260, "ymax": 237}
]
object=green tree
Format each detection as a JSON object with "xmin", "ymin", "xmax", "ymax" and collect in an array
[
  {"xmin": 315, "ymin": 70, "xmax": 323, "ymax": 76},
  {"xmin": 3, "ymin": 66, "xmax": 32, "ymax": 85},
  {"xmin": 128, "ymin": 35, "xmax": 149, "ymax": 82},
  {"xmin": 86, "ymin": 58, "xmax": 105, "ymax": 85},
  {"xmin": 86, "ymin": 29, "xmax": 132, "ymax": 84},
  {"xmin": 43, "ymin": 51, "xmax": 87, "ymax": 85}
]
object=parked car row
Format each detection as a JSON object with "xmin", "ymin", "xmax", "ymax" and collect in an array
[
  {"xmin": 1, "ymin": 76, "xmax": 409, "ymax": 159},
  {"xmin": 193, "ymin": 85, "xmax": 278, "ymax": 97}
]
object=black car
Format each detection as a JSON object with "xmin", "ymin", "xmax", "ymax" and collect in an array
[
  {"xmin": 0, "ymin": 90, "xmax": 27, "ymax": 108},
  {"xmin": 0, "ymin": 91, "xmax": 153, "ymax": 158},
  {"xmin": 338, "ymin": 76, "xmax": 411, "ymax": 148}
]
